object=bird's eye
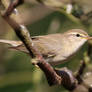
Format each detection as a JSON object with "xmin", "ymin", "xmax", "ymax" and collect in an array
[{"xmin": 76, "ymin": 34, "xmax": 80, "ymax": 37}]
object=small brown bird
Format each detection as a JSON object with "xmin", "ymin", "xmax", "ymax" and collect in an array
[{"xmin": 0, "ymin": 29, "xmax": 92, "ymax": 65}]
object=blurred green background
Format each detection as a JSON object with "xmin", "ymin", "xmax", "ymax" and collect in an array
[{"xmin": 0, "ymin": 0, "xmax": 92, "ymax": 92}]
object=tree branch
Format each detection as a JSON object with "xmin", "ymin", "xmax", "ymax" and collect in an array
[
  {"xmin": 1, "ymin": 0, "xmax": 92, "ymax": 92},
  {"xmin": 0, "ymin": 0, "xmax": 62, "ymax": 86}
]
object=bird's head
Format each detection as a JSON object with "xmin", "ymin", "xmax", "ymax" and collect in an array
[{"xmin": 62, "ymin": 29, "xmax": 92, "ymax": 56}]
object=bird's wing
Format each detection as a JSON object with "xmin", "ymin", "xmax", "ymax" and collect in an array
[{"xmin": 31, "ymin": 34, "xmax": 61, "ymax": 58}]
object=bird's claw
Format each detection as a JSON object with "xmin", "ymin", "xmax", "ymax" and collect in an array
[{"xmin": 31, "ymin": 58, "xmax": 39, "ymax": 68}]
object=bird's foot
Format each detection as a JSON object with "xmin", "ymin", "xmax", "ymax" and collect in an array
[{"xmin": 31, "ymin": 58, "xmax": 39, "ymax": 68}]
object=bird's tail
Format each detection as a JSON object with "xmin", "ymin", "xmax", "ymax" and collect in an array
[
  {"xmin": 0, "ymin": 39, "xmax": 28, "ymax": 53},
  {"xmin": 0, "ymin": 39, "xmax": 22, "ymax": 47}
]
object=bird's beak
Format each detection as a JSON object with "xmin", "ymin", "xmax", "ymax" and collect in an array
[
  {"xmin": 86, "ymin": 36, "xmax": 92, "ymax": 40},
  {"xmin": 81, "ymin": 36, "xmax": 92, "ymax": 40}
]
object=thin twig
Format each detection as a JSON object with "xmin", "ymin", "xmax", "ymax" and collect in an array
[
  {"xmin": 3, "ymin": 0, "xmax": 24, "ymax": 17},
  {"xmin": 75, "ymin": 60, "xmax": 86, "ymax": 84}
]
